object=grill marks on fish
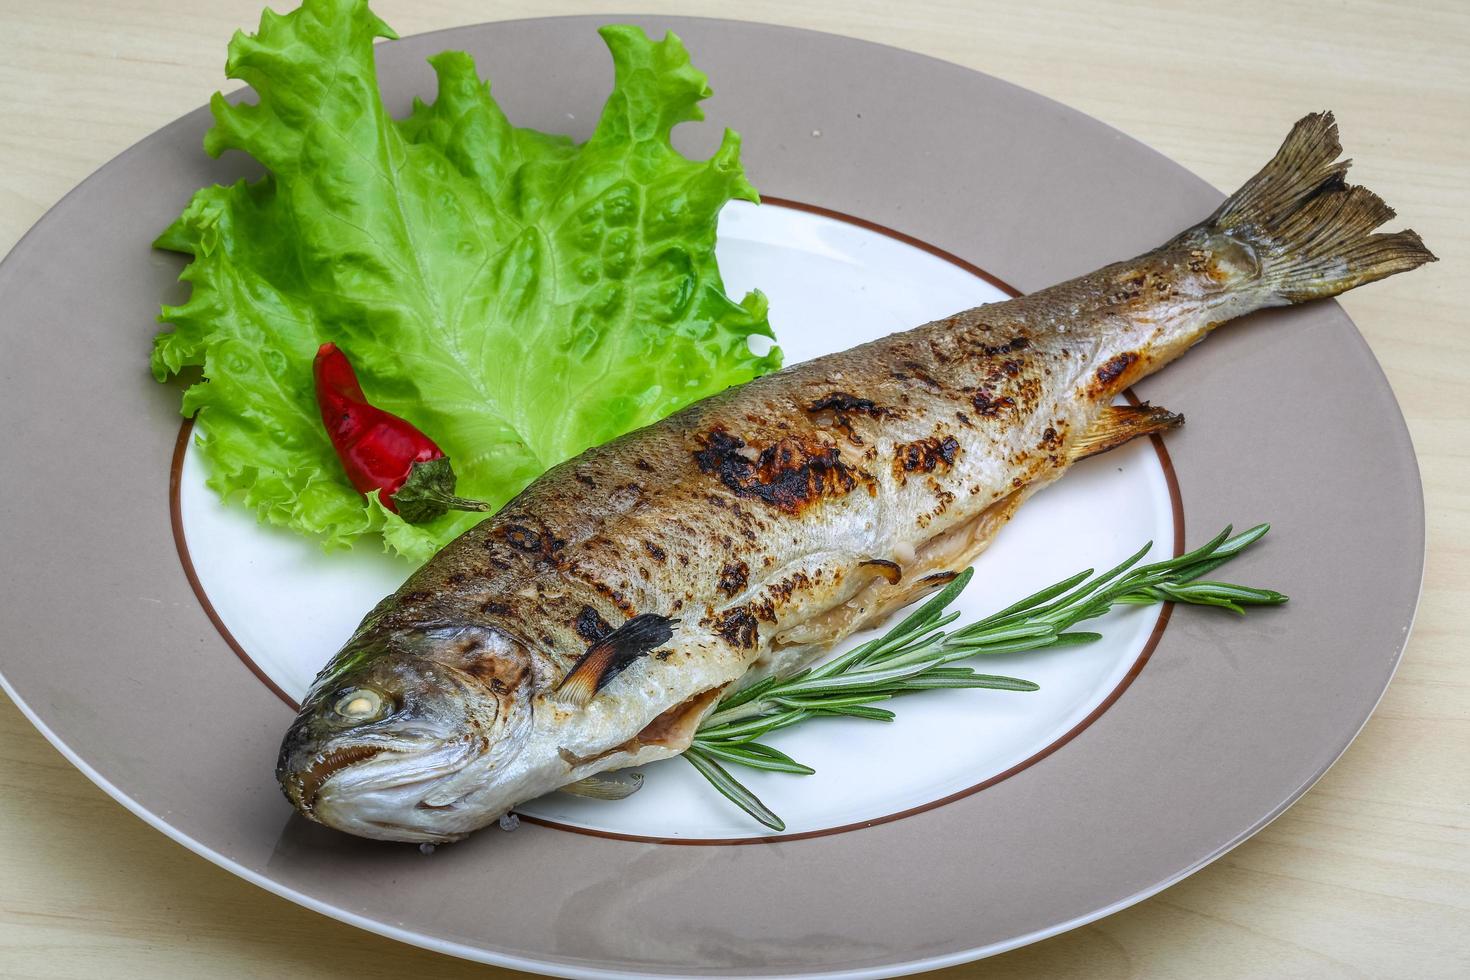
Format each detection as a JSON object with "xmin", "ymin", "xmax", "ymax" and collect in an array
[
  {"xmin": 978, "ymin": 336, "xmax": 1031, "ymax": 358},
  {"xmin": 705, "ymin": 556, "xmax": 853, "ymax": 652},
  {"xmin": 489, "ymin": 516, "xmax": 572, "ymax": 572},
  {"xmin": 568, "ymin": 566, "xmax": 638, "ymax": 616},
  {"xmin": 692, "ymin": 427, "xmax": 869, "ymax": 513},
  {"xmin": 806, "ymin": 390, "xmax": 895, "ymax": 445},
  {"xmin": 574, "ymin": 605, "xmax": 612, "ymax": 643},
  {"xmin": 969, "ymin": 390, "xmax": 1016, "ymax": 417},
  {"xmin": 502, "ymin": 523, "xmax": 545, "ymax": 554},
  {"xmin": 717, "ymin": 560, "xmax": 749, "ymax": 597},
  {"xmin": 460, "ymin": 651, "xmax": 529, "ymax": 700},
  {"xmin": 956, "ymin": 337, "xmax": 1051, "ymax": 423},
  {"xmin": 891, "ymin": 360, "xmax": 943, "ymax": 391},
  {"xmin": 709, "ymin": 604, "xmax": 760, "ymax": 649},
  {"xmin": 1094, "ymin": 351, "xmax": 1138, "ymax": 387},
  {"xmin": 893, "ymin": 434, "xmax": 961, "ymax": 481},
  {"xmin": 807, "ymin": 391, "xmax": 888, "ymax": 417}
]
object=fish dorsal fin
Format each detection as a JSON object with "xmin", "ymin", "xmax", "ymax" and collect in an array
[
  {"xmin": 555, "ymin": 614, "xmax": 677, "ymax": 706},
  {"xmin": 1070, "ymin": 403, "xmax": 1183, "ymax": 462}
]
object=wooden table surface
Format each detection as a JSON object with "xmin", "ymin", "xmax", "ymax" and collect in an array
[{"xmin": 1, "ymin": 1, "xmax": 1465, "ymax": 976}]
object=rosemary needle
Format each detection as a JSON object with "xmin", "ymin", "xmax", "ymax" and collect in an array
[
  {"xmin": 683, "ymin": 523, "xmax": 1286, "ymax": 829},
  {"xmin": 684, "ymin": 747, "xmax": 787, "ymax": 831}
]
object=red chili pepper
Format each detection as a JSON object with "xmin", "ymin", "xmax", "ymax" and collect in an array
[{"xmin": 313, "ymin": 343, "xmax": 488, "ymax": 524}]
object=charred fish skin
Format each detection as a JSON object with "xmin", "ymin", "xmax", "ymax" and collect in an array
[{"xmin": 277, "ymin": 112, "xmax": 1433, "ymax": 842}]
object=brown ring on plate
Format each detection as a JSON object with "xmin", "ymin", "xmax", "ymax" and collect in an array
[{"xmin": 167, "ymin": 196, "xmax": 1185, "ymax": 845}]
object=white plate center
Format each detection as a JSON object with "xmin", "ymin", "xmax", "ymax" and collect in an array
[{"xmin": 178, "ymin": 199, "xmax": 1176, "ymax": 840}]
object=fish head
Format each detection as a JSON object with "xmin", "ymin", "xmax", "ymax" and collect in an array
[{"xmin": 276, "ymin": 623, "xmax": 534, "ymax": 843}]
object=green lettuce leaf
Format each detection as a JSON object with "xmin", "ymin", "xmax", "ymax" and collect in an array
[{"xmin": 153, "ymin": 0, "xmax": 780, "ymax": 563}]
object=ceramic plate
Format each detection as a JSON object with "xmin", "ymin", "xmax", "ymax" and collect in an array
[{"xmin": 0, "ymin": 15, "xmax": 1423, "ymax": 978}]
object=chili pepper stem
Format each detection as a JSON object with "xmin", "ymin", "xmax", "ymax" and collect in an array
[{"xmin": 392, "ymin": 456, "xmax": 492, "ymax": 524}]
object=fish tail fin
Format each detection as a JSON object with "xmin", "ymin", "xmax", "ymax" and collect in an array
[{"xmin": 1203, "ymin": 111, "xmax": 1435, "ymax": 302}]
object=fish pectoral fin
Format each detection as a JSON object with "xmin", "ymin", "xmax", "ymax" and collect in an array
[
  {"xmin": 559, "ymin": 772, "xmax": 645, "ymax": 800},
  {"xmin": 554, "ymin": 613, "xmax": 678, "ymax": 707},
  {"xmin": 1069, "ymin": 403, "xmax": 1183, "ymax": 462}
]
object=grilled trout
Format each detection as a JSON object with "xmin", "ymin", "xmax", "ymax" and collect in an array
[{"xmin": 278, "ymin": 113, "xmax": 1433, "ymax": 842}]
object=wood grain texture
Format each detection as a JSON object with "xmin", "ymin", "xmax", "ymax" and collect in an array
[{"xmin": 1, "ymin": 0, "xmax": 1465, "ymax": 976}]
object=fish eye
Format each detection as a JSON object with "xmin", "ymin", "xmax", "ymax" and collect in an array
[{"xmin": 333, "ymin": 688, "xmax": 388, "ymax": 723}]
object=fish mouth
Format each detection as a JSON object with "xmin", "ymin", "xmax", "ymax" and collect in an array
[
  {"xmin": 291, "ymin": 744, "xmax": 397, "ymax": 815},
  {"xmin": 286, "ymin": 735, "xmax": 488, "ymax": 830}
]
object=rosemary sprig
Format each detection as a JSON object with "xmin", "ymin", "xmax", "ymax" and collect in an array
[{"xmin": 685, "ymin": 524, "xmax": 1286, "ymax": 830}]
